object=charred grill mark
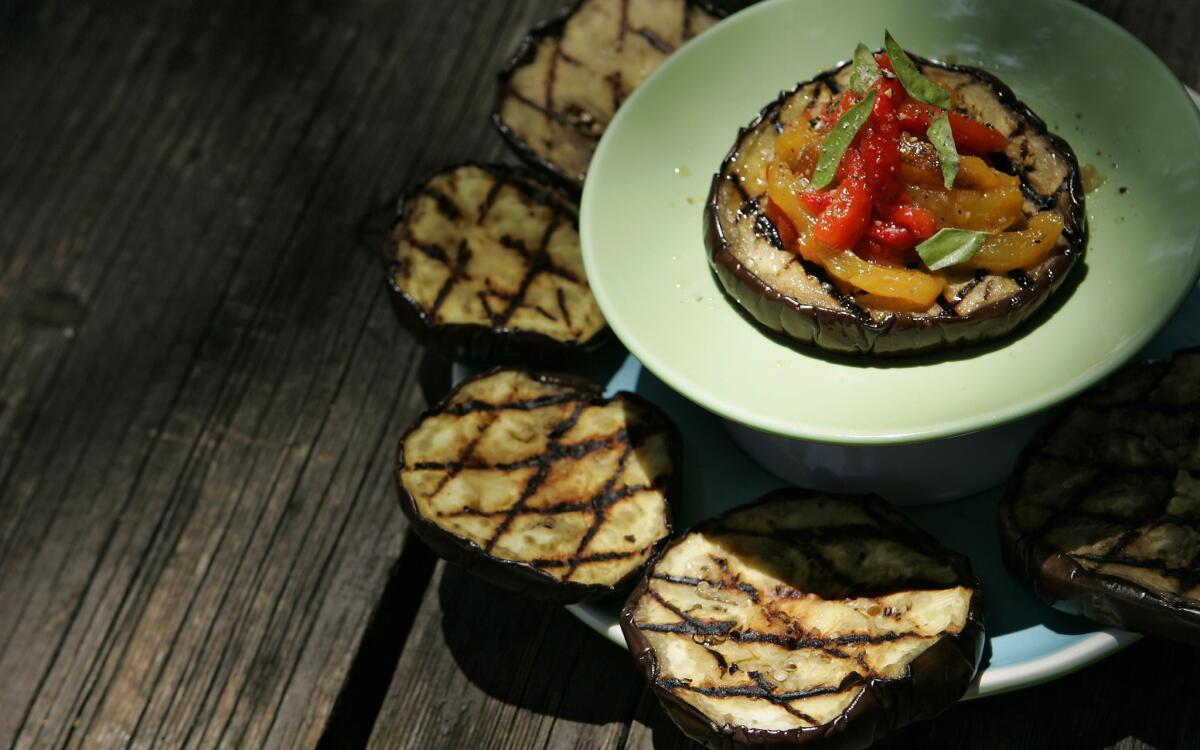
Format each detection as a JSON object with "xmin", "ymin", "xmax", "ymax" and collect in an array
[
  {"xmin": 726, "ymin": 171, "xmax": 751, "ymax": 202},
  {"xmin": 484, "ymin": 461, "xmax": 553, "ymax": 554},
  {"xmin": 556, "ymin": 288, "xmax": 573, "ymax": 330},
  {"xmin": 492, "ymin": 220, "xmax": 560, "ymax": 326},
  {"xmin": 414, "ymin": 239, "xmax": 449, "ymax": 265},
  {"xmin": 656, "ymin": 677, "xmax": 838, "ymax": 725},
  {"xmin": 508, "ymin": 91, "xmax": 589, "ymax": 136},
  {"xmin": 498, "ymin": 234, "xmax": 531, "ymax": 258},
  {"xmin": 531, "ymin": 544, "xmax": 655, "ymax": 568},
  {"xmin": 563, "ymin": 441, "xmax": 636, "ymax": 579},
  {"xmin": 650, "ymin": 572, "xmax": 761, "ymax": 604},
  {"xmin": 420, "ymin": 185, "xmax": 462, "ymax": 220},
  {"xmin": 756, "ymin": 213, "xmax": 787, "ymax": 249},
  {"xmin": 952, "ymin": 270, "xmax": 987, "ymax": 303},
  {"xmin": 478, "ymin": 180, "xmax": 505, "ymax": 223},
  {"xmin": 635, "ymin": 27, "xmax": 674, "ymax": 54},
  {"xmin": 428, "ymin": 240, "xmax": 471, "ymax": 317},
  {"xmin": 644, "ymin": 588, "xmax": 738, "ymax": 635}
]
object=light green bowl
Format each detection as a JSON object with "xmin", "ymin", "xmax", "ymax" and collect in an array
[{"xmin": 581, "ymin": 0, "xmax": 1200, "ymax": 445}]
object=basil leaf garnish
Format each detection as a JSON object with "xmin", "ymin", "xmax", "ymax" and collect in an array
[
  {"xmin": 927, "ymin": 112, "xmax": 959, "ymax": 189},
  {"xmin": 849, "ymin": 42, "xmax": 881, "ymax": 96},
  {"xmin": 884, "ymin": 31, "xmax": 952, "ymax": 109},
  {"xmin": 811, "ymin": 89, "xmax": 877, "ymax": 190},
  {"xmin": 916, "ymin": 228, "xmax": 987, "ymax": 270}
]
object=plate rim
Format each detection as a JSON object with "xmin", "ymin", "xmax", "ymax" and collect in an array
[
  {"xmin": 580, "ymin": 0, "xmax": 1200, "ymax": 446},
  {"xmin": 565, "ymin": 600, "xmax": 1141, "ymax": 700}
]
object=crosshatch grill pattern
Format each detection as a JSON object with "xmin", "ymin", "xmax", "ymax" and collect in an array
[
  {"xmin": 1005, "ymin": 348, "xmax": 1200, "ymax": 602},
  {"xmin": 391, "ymin": 163, "xmax": 606, "ymax": 346},
  {"xmin": 399, "ymin": 369, "xmax": 675, "ymax": 588},
  {"xmin": 622, "ymin": 493, "xmax": 978, "ymax": 733},
  {"xmin": 495, "ymin": 0, "xmax": 724, "ymax": 187}
]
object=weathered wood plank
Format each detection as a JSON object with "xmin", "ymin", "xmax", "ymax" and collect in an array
[
  {"xmin": 365, "ymin": 563, "xmax": 644, "ymax": 750},
  {"xmin": 0, "ymin": 0, "xmax": 481, "ymax": 745}
]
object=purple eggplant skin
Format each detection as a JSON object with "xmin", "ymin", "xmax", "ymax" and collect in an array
[
  {"xmin": 999, "ymin": 435, "xmax": 1200, "ymax": 648},
  {"xmin": 492, "ymin": 0, "xmax": 730, "ymax": 193},
  {"xmin": 705, "ymin": 56, "xmax": 1087, "ymax": 357},
  {"xmin": 385, "ymin": 161, "xmax": 610, "ymax": 368},
  {"xmin": 620, "ymin": 491, "xmax": 985, "ymax": 750},
  {"xmin": 396, "ymin": 368, "xmax": 681, "ymax": 605}
]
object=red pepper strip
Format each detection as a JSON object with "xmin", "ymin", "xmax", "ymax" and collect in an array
[
  {"xmin": 765, "ymin": 199, "xmax": 799, "ymax": 248},
  {"xmin": 822, "ymin": 91, "xmax": 861, "ymax": 128},
  {"xmin": 856, "ymin": 237, "xmax": 912, "ymax": 266},
  {"xmin": 877, "ymin": 201, "xmax": 937, "ymax": 239},
  {"xmin": 897, "ymin": 102, "xmax": 1008, "ymax": 154},
  {"xmin": 872, "ymin": 77, "xmax": 905, "ymax": 119},
  {"xmin": 799, "ymin": 191, "xmax": 832, "ymax": 216},
  {"xmin": 813, "ymin": 176, "xmax": 873, "ymax": 249},
  {"xmin": 875, "ymin": 52, "xmax": 894, "ymax": 74},
  {"xmin": 860, "ymin": 121, "xmax": 901, "ymax": 201},
  {"xmin": 867, "ymin": 221, "xmax": 919, "ymax": 248}
]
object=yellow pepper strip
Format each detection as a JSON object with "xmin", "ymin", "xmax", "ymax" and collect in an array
[
  {"xmin": 957, "ymin": 155, "xmax": 1020, "ymax": 190},
  {"xmin": 822, "ymin": 249, "xmax": 945, "ymax": 306},
  {"xmin": 961, "ymin": 212, "xmax": 1065, "ymax": 272},
  {"xmin": 773, "ymin": 121, "xmax": 822, "ymax": 177},
  {"xmin": 904, "ymin": 184, "xmax": 1025, "ymax": 232}
]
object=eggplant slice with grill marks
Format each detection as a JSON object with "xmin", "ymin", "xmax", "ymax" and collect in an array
[
  {"xmin": 494, "ymin": 0, "xmax": 725, "ymax": 190},
  {"xmin": 621, "ymin": 490, "xmax": 983, "ymax": 750},
  {"xmin": 705, "ymin": 57, "xmax": 1086, "ymax": 356},
  {"xmin": 398, "ymin": 367, "xmax": 680, "ymax": 603},
  {"xmin": 1000, "ymin": 348, "xmax": 1200, "ymax": 646},
  {"xmin": 388, "ymin": 163, "xmax": 608, "ymax": 365}
]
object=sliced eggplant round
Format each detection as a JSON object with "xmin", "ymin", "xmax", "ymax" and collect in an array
[
  {"xmin": 705, "ymin": 57, "xmax": 1086, "ymax": 356},
  {"xmin": 397, "ymin": 367, "xmax": 680, "ymax": 603},
  {"xmin": 494, "ymin": 0, "xmax": 725, "ymax": 190},
  {"xmin": 621, "ymin": 490, "xmax": 983, "ymax": 750},
  {"xmin": 388, "ymin": 162, "xmax": 608, "ymax": 366},
  {"xmin": 1000, "ymin": 348, "xmax": 1200, "ymax": 646}
]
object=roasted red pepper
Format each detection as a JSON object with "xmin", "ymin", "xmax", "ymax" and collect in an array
[
  {"xmin": 765, "ymin": 199, "xmax": 799, "ymax": 248},
  {"xmin": 813, "ymin": 176, "xmax": 873, "ymax": 249},
  {"xmin": 897, "ymin": 102, "xmax": 1008, "ymax": 154}
]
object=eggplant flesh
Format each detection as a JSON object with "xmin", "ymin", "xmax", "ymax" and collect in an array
[
  {"xmin": 621, "ymin": 491, "xmax": 982, "ymax": 749},
  {"xmin": 1000, "ymin": 348, "xmax": 1200, "ymax": 645},
  {"xmin": 398, "ymin": 368, "xmax": 678, "ymax": 602},
  {"xmin": 705, "ymin": 57, "xmax": 1086, "ymax": 356},
  {"xmin": 495, "ymin": 0, "xmax": 723, "ymax": 189},
  {"xmin": 389, "ymin": 163, "xmax": 607, "ymax": 364}
]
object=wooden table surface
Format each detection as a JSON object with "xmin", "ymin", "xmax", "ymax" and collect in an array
[{"xmin": 1, "ymin": 0, "xmax": 1198, "ymax": 748}]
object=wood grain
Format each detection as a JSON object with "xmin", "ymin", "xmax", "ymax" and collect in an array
[
  {"xmin": 0, "ymin": 0, "xmax": 451, "ymax": 745},
  {"xmin": 2, "ymin": 0, "xmax": 1198, "ymax": 748}
]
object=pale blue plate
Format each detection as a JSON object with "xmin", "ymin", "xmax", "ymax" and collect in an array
[{"xmin": 558, "ymin": 274, "xmax": 1200, "ymax": 698}]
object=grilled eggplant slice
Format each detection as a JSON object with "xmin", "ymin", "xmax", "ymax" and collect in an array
[
  {"xmin": 706, "ymin": 57, "xmax": 1086, "ymax": 356},
  {"xmin": 1000, "ymin": 348, "xmax": 1200, "ymax": 646},
  {"xmin": 398, "ymin": 367, "xmax": 680, "ymax": 603},
  {"xmin": 621, "ymin": 490, "xmax": 983, "ymax": 750},
  {"xmin": 495, "ymin": 0, "xmax": 724, "ymax": 189},
  {"xmin": 388, "ymin": 163, "xmax": 608, "ymax": 365}
]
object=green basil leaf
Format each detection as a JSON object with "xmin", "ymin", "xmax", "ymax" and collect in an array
[
  {"xmin": 927, "ymin": 112, "xmax": 959, "ymax": 189},
  {"xmin": 811, "ymin": 89, "xmax": 876, "ymax": 190},
  {"xmin": 916, "ymin": 228, "xmax": 987, "ymax": 270},
  {"xmin": 884, "ymin": 31, "xmax": 951, "ymax": 109},
  {"xmin": 849, "ymin": 42, "xmax": 881, "ymax": 96}
]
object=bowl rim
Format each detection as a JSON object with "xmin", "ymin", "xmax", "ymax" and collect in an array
[{"xmin": 580, "ymin": 0, "xmax": 1200, "ymax": 446}]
